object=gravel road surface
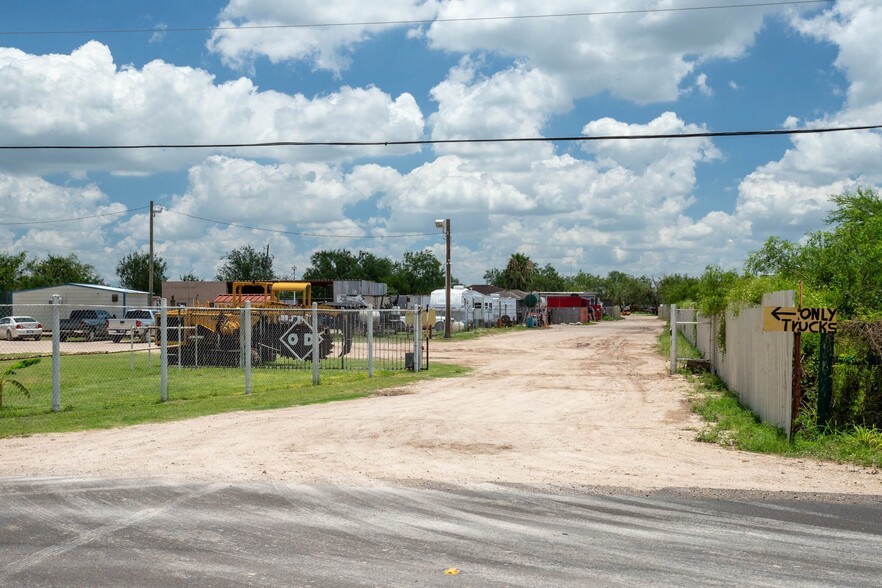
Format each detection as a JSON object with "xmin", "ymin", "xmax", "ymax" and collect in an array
[
  {"xmin": 1, "ymin": 315, "xmax": 879, "ymax": 493},
  {"xmin": 2, "ymin": 315, "xmax": 880, "ymax": 586}
]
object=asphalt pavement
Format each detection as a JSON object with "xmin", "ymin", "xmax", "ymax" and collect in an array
[{"xmin": 1, "ymin": 478, "xmax": 880, "ymax": 587}]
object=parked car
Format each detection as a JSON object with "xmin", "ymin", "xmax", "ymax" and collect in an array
[
  {"xmin": 59, "ymin": 309, "xmax": 113, "ymax": 341},
  {"xmin": 107, "ymin": 309, "xmax": 159, "ymax": 343},
  {"xmin": 0, "ymin": 316, "xmax": 43, "ymax": 341}
]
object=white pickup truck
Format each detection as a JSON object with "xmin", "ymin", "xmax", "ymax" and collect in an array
[{"xmin": 106, "ymin": 309, "xmax": 159, "ymax": 343}]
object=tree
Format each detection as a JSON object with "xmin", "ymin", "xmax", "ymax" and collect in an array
[
  {"xmin": 0, "ymin": 251, "xmax": 27, "ymax": 292},
  {"xmin": 567, "ymin": 271, "xmax": 604, "ymax": 293},
  {"xmin": 179, "ymin": 273, "xmax": 201, "ymax": 281},
  {"xmin": 356, "ymin": 250, "xmax": 394, "ymax": 283},
  {"xmin": 741, "ymin": 187, "xmax": 882, "ymax": 317},
  {"xmin": 303, "ymin": 249, "xmax": 360, "ymax": 280},
  {"xmin": 657, "ymin": 274, "xmax": 700, "ymax": 305},
  {"xmin": 116, "ymin": 251, "xmax": 168, "ymax": 296},
  {"xmin": 596, "ymin": 271, "xmax": 656, "ymax": 308},
  {"xmin": 215, "ymin": 245, "xmax": 276, "ymax": 281},
  {"xmin": 602, "ymin": 271, "xmax": 633, "ymax": 307},
  {"xmin": 389, "ymin": 250, "xmax": 444, "ymax": 294},
  {"xmin": 534, "ymin": 263, "xmax": 567, "ymax": 292},
  {"xmin": 744, "ymin": 236, "xmax": 803, "ymax": 278},
  {"xmin": 17, "ymin": 254, "xmax": 104, "ymax": 289},
  {"xmin": 816, "ymin": 188, "xmax": 882, "ymax": 315},
  {"xmin": 303, "ymin": 249, "xmax": 395, "ymax": 283},
  {"xmin": 482, "ymin": 268, "xmax": 501, "ymax": 285},
  {"xmin": 695, "ymin": 265, "xmax": 739, "ymax": 316},
  {"xmin": 498, "ymin": 253, "xmax": 536, "ymax": 291}
]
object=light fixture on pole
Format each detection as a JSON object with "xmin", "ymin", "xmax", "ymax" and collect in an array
[
  {"xmin": 148, "ymin": 201, "xmax": 162, "ymax": 305},
  {"xmin": 435, "ymin": 218, "xmax": 451, "ymax": 339}
]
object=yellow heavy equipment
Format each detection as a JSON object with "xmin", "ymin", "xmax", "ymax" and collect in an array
[{"xmin": 171, "ymin": 281, "xmax": 337, "ymax": 366}]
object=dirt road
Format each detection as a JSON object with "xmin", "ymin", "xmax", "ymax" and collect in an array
[{"xmin": 1, "ymin": 315, "xmax": 879, "ymax": 494}]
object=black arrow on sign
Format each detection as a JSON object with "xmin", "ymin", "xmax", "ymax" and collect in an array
[{"xmin": 771, "ymin": 306, "xmax": 796, "ymax": 321}]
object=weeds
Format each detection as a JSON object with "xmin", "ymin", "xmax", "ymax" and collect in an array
[
  {"xmin": 0, "ymin": 358, "xmax": 41, "ymax": 409},
  {"xmin": 658, "ymin": 327, "xmax": 882, "ymax": 468}
]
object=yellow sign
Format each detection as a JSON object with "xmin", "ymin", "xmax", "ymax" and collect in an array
[
  {"xmin": 763, "ymin": 306, "xmax": 838, "ymax": 334},
  {"xmin": 404, "ymin": 309, "xmax": 437, "ymax": 328}
]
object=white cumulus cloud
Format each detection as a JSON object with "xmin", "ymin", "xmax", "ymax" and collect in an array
[
  {"xmin": 427, "ymin": 0, "xmax": 774, "ymax": 104},
  {"xmin": 730, "ymin": 1, "xmax": 882, "ymax": 243},
  {"xmin": 0, "ymin": 42, "xmax": 425, "ymax": 175},
  {"xmin": 208, "ymin": 0, "xmax": 441, "ymax": 74}
]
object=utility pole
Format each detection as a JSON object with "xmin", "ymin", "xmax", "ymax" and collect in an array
[
  {"xmin": 445, "ymin": 219, "xmax": 451, "ymax": 339},
  {"xmin": 265, "ymin": 243, "xmax": 271, "ymax": 279},
  {"xmin": 149, "ymin": 200, "xmax": 154, "ymax": 304},
  {"xmin": 435, "ymin": 218, "xmax": 452, "ymax": 339},
  {"xmin": 148, "ymin": 201, "xmax": 162, "ymax": 305}
]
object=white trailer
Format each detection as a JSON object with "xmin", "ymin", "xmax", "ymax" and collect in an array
[
  {"xmin": 430, "ymin": 285, "xmax": 473, "ymax": 324},
  {"xmin": 461, "ymin": 291, "xmax": 518, "ymax": 326}
]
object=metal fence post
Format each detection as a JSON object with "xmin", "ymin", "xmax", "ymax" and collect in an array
[
  {"xmin": 147, "ymin": 304, "xmax": 153, "ymax": 369},
  {"xmin": 670, "ymin": 304, "xmax": 678, "ymax": 375},
  {"xmin": 129, "ymin": 325, "xmax": 135, "ymax": 373},
  {"xmin": 51, "ymin": 295, "xmax": 61, "ymax": 412},
  {"xmin": 244, "ymin": 301, "xmax": 252, "ymax": 395},
  {"xmin": 413, "ymin": 305, "xmax": 422, "ymax": 372},
  {"xmin": 817, "ymin": 332, "xmax": 834, "ymax": 427},
  {"xmin": 312, "ymin": 302, "xmax": 320, "ymax": 385},
  {"xmin": 239, "ymin": 306, "xmax": 246, "ymax": 368},
  {"xmin": 367, "ymin": 304, "xmax": 375, "ymax": 378},
  {"xmin": 177, "ymin": 306, "xmax": 183, "ymax": 370},
  {"xmin": 160, "ymin": 298, "xmax": 168, "ymax": 402}
]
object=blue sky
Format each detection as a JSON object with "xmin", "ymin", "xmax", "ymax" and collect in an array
[{"xmin": 1, "ymin": 0, "xmax": 880, "ymax": 286}]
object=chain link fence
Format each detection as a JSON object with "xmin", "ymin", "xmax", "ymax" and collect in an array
[{"xmin": 0, "ymin": 301, "xmax": 429, "ymax": 418}]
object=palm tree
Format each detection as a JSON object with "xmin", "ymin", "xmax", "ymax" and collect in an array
[
  {"xmin": 0, "ymin": 358, "xmax": 40, "ymax": 409},
  {"xmin": 501, "ymin": 253, "xmax": 536, "ymax": 291}
]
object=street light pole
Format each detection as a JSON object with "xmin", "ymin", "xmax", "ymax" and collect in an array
[
  {"xmin": 149, "ymin": 200, "xmax": 154, "ymax": 305},
  {"xmin": 435, "ymin": 218, "xmax": 452, "ymax": 339},
  {"xmin": 148, "ymin": 201, "xmax": 162, "ymax": 305}
]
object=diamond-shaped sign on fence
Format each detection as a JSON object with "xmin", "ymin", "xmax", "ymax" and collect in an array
[{"xmin": 280, "ymin": 316, "xmax": 321, "ymax": 360}]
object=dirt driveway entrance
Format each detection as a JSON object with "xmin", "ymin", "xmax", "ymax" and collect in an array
[{"xmin": 1, "ymin": 315, "xmax": 879, "ymax": 494}]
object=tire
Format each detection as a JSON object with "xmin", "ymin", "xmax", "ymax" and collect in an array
[
  {"xmin": 140, "ymin": 330, "xmax": 149, "ymax": 343},
  {"xmin": 34, "ymin": 335, "xmax": 41, "ymax": 341},
  {"xmin": 5, "ymin": 329, "xmax": 12, "ymax": 341},
  {"xmin": 86, "ymin": 329, "xmax": 96, "ymax": 342},
  {"xmin": 111, "ymin": 336, "xmax": 123, "ymax": 343},
  {"xmin": 60, "ymin": 334, "xmax": 68, "ymax": 342}
]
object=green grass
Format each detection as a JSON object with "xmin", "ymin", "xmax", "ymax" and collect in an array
[
  {"xmin": 431, "ymin": 325, "xmax": 526, "ymax": 342},
  {"xmin": 658, "ymin": 327, "xmax": 882, "ymax": 468},
  {"xmin": 656, "ymin": 328, "xmax": 703, "ymax": 360},
  {"xmin": 0, "ymin": 352, "xmax": 469, "ymax": 438}
]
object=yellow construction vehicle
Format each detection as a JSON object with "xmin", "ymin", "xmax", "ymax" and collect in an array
[{"xmin": 171, "ymin": 281, "xmax": 337, "ymax": 366}]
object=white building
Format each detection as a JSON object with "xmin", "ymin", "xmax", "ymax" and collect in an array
[{"xmin": 11, "ymin": 283, "xmax": 150, "ymax": 329}]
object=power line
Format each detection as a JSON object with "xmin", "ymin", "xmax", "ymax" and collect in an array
[
  {"xmin": 0, "ymin": 205, "xmax": 438, "ymax": 239},
  {"xmin": 0, "ymin": 123, "xmax": 878, "ymax": 151},
  {"xmin": 164, "ymin": 209, "xmax": 438, "ymax": 239},
  {"xmin": 0, "ymin": 1, "xmax": 831, "ymax": 36},
  {"xmin": 0, "ymin": 206, "xmax": 149, "ymax": 226}
]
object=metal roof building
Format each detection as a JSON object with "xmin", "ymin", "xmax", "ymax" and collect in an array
[
  {"xmin": 12, "ymin": 283, "xmax": 150, "ymax": 307},
  {"xmin": 8, "ymin": 283, "xmax": 151, "ymax": 330}
]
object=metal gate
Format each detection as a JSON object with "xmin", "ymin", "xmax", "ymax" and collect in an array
[{"xmin": 669, "ymin": 304, "xmax": 713, "ymax": 374}]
